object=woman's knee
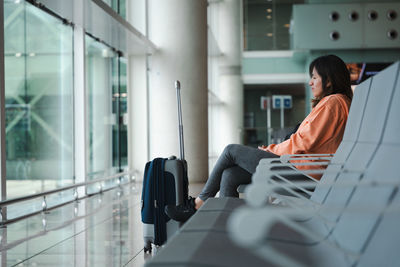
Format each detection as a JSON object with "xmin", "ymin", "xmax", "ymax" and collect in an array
[{"xmin": 223, "ymin": 144, "xmax": 242, "ymax": 156}]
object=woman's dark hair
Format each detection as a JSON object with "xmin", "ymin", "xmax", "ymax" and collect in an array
[{"xmin": 309, "ymin": 55, "xmax": 353, "ymax": 108}]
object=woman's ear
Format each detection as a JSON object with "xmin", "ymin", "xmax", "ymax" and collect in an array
[{"xmin": 326, "ymin": 80, "xmax": 333, "ymax": 93}]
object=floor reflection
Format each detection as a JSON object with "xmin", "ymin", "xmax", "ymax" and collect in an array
[
  {"xmin": 1, "ymin": 183, "xmax": 142, "ymax": 267},
  {"xmin": 0, "ymin": 182, "xmax": 205, "ymax": 267}
]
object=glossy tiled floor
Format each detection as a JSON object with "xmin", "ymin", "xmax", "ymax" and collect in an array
[{"xmin": 0, "ymin": 182, "xmax": 205, "ymax": 267}]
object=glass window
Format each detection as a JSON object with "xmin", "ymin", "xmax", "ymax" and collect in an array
[
  {"xmin": 243, "ymin": 0, "xmax": 304, "ymax": 50},
  {"xmin": 102, "ymin": 0, "xmax": 126, "ymax": 19},
  {"xmin": 86, "ymin": 36, "xmax": 120, "ymax": 183},
  {"xmin": 119, "ymin": 0, "xmax": 126, "ymax": 19},
  {"xmin": 86, "ymin": 36, "xmax": 128, "ymax": 192},
  {"xmin": 86, "ymin": 36, "xmax": 115, "ymax": 179},
  {"xmin": 4, "ymin": 0, "xmax": 74, "ymax": 199}
]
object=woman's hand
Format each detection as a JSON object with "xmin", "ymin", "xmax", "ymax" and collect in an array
[{"xmin": 258, "ymin": 145, "xmax": 267, "ymax": 150}]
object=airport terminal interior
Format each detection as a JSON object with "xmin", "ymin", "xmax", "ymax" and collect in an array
[{"xmin": 1, "ymin": 0, "xmax": 400, "ymax": 266}]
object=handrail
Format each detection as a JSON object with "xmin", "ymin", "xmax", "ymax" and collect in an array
[
  {"xmin": 1, "ymin": 184, "xmax": 139, "ymax": 251},
  {"xmin": 0, "ymin": 170, "xmax": 134, "ymax": 225},
  {"xmin": 0, "ymin": 170, "xmax": 133, "ymax": 207}
]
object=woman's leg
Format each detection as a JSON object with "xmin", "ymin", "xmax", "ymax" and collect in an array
[
  {"xmin": 198, "ymin": 144, "xmax": 278, "ymax": 201},
  {"xmin": 219, "ymin": 166, "xmax": 252, "ymax": 198},
  {"xmin": 165, "ymin": 144, "xmax": 278, "ymax": 222}
]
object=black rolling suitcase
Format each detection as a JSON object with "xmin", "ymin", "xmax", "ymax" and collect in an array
[{"xmin": 141, "ymin": 81, "xmax": 189, "ymax": 253}]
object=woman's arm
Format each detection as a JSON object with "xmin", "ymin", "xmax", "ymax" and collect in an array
[{"xmin": 261, "ymin": 96, "xmax": 348, "ymax": 156}]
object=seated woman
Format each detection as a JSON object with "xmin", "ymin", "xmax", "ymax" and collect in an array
[{"xmin": 166, "ymin": 54, "xmax": 353, "ymax": 222}]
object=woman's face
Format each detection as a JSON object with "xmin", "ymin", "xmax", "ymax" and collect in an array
[{"xmin": 309, "ymin": 67, "xmax": 323, "ymax": 98}]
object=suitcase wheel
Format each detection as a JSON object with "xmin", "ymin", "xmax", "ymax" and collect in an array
[{"xmin": 144, "ymin": 241, "xmax": 152, "ymax": 253}]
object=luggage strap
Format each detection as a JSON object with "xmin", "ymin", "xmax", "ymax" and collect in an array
[{"xmin": 153, "ymin": 158, "xmax": 167, "ymax": 246}]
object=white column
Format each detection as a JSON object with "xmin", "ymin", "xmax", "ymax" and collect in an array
[
  {"xmin": 148, "ymin": 0, "xmax": 208, "ymax": 183},
  {"xmin": 72, "ymin": 2, "xmax": 87, "ymax": 265},
  {"xmin": 73, "ymin": 26, "xmax": 87, "ymax": 190},
  {"xmin": 217, "ymin": 0, "xmax": 243, "ymax": 151},
  {"xmin": 127, "ymin": 0, "xmax": 149, "ymax": 181},
  {"xmin": 128, "ymin": 55, "xmax": 148, "ymax": 181}
]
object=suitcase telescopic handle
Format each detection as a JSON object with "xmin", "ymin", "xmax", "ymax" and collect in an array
[{"xmin": 175, "ymin": 80, "xmax": 185, "ymax": 160}]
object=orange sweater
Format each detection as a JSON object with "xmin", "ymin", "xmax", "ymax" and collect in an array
[{"xmin": 262, "ymin": 94, "xmax": 351, "ymax": 179}]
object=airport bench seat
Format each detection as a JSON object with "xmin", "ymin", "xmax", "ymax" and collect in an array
[
  {"xmin": 146, "ymin": 62, "xmax": 400, "ymax": 267},
  {"xmin": 145, "ymin": 197, "xmax": 268, "ymax": 267}
]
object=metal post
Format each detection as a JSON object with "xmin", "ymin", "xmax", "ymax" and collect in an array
[
  {"xmin": 0, "ymin": 0, "xmax": 7, "ymax": 205},
  {"xmin": 175, "ymin": 80, "xmax": 185, "ymax": 161},
  {"xmin": 280, "ymin": 96, "xmax": 284, "ymax": 129},
  {"xmin": 266, "ymin": 96, "xmax": 271, "ymax": 145}
]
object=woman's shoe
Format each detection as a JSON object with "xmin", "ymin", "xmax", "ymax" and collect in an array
[{"xmin": 165, "ymin": 197, "xmax": 196, "ymax": 223}]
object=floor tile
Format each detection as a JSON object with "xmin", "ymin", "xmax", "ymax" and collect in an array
[{"xmin": 1, "ymin": 182, "xmax": 206, "ymax": 267}]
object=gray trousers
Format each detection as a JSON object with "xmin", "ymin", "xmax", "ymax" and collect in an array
[{"xmin": 198, "ymin": 144, "xmax": 279, "ymax": 200}]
